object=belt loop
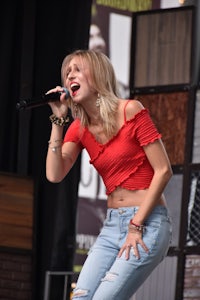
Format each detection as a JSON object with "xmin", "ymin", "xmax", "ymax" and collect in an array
[
  {"xmin": 133, "ymin": 207, "xmax": 137, "ymax": 215},
  {"xmin": 107, "ymin": 208, "xmax": 112, "ymax": 220}
]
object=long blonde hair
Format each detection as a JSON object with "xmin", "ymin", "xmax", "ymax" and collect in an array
[{"xmin": 61, "ymin": 50, "xmax": 120, "ymax": 137}]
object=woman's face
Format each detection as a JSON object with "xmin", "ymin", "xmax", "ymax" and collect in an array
[{"xmin": 64, "ymin": 56, "xmax": 97, "ymax": 104}]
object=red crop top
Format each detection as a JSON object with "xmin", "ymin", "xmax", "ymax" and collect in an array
[{"xmin": 64, "ymin": 104, "xmax": 161, "ymax": 195}]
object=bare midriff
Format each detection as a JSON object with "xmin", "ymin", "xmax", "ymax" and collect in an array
[{"xmin": 107, "ymin": 186, "xmax": 166, "ymax": 208}]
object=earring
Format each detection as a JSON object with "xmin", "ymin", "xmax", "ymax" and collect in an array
[{"xmin": 96, "ymin": 93, "xmax": 101, "ymax": 107}]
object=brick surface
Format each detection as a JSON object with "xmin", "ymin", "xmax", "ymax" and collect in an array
[
  {"xmin": 184, "ymin": 255, "xmax": 200, "ymax": 299},
  {"xmin": 0, "ymin": 251, "xmax": 32, "ymax": 300}
]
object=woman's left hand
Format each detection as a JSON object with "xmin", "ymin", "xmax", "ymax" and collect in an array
[{"xmin": 118, "ymin": 231, "xmax": 149, "ymax": 260}]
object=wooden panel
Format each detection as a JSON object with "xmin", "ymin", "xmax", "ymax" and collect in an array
[
  {"xmin": 136, "ymin": 91, "xmax": 189, "ymax": 165},
  {"xmin": 0, "ymin": 173, "xmax": 33, "ymax": 249},
  {"xmin": 133, "ymin": 8, "xmax": 193, "ymax": 87}
]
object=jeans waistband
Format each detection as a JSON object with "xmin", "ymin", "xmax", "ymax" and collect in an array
[{"xmin": 106, "ymin": 205, "xmax": 168, "ymax": 219}]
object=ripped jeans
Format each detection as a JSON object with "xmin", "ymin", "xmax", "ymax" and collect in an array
[{"xmin": 72, "ymin": 205, "xmax": 172, "ymax": 300}]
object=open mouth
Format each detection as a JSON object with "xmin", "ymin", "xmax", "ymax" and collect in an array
[{"xmin": 71, "ymin": 82, "xmax": 80, "ymax": 95}]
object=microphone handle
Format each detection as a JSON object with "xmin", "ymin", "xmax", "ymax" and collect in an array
[{"xmin": 16, "ymin": 91, "xmax": 68, "ymax": 110}]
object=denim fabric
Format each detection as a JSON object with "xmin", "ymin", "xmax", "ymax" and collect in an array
[{"xmin": 72, "ymin": 205, "xmax": 172, "ymax": 300}]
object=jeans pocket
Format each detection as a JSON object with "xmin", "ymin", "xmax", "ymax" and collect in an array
[
  {"xmin": 142, "ymin": 220, "xmax": 161, "ymax": 249},
  {"xmin": 144, "ymin": 217, "xmax": 171, "ymax": 261}
]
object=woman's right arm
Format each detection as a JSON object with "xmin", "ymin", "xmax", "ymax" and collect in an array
[
  {"xmin": 45, "ymin": 86, "xmax": 81, "ymax": 183},
  {"xmin": 46, "ymin": 122, "xmax": 81, "ymax": 182}
]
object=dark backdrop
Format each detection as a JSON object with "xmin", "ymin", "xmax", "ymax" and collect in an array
[{"xmin": 0, "ymin": 0, "xmax": 92, "ymax": 299}]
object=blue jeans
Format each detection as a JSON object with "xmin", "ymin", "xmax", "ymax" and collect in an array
[{"xmin": 72, "ymin": 205, "xmax": 172, "ymax": 300}]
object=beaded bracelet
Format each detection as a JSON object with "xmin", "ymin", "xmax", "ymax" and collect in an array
[
  {"xmin": 129, "ymin": 220, "xmax": 145, "ymax": 233},
  {"xmin": 49, "ymin": 114, "xmax": 70, "ymax": 126}
]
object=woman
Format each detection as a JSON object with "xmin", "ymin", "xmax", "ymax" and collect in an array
[{"xmin": 46, "ymin": 49, "xmax": 172, "ymax": 300}]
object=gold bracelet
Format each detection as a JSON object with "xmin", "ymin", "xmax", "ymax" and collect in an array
[
  {"xmin": 49, "ymin": 114, "xmax": 70, "ymax": 126},
  {"xmin": 48, "ymin": 139, "xmax": 63, "ymax": 144}
]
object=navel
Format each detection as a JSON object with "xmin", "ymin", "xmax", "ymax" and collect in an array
[{"xmin": 119, "ymin": 198, "xmax": 124, "ymax": 202}]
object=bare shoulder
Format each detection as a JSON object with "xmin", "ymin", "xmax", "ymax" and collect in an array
[{"xmin": 119, "ymin": 99, "xmax": 145, "ymax": 121}]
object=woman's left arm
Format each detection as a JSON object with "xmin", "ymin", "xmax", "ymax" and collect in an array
[
  {"xmin": 132, "ymin": 138, "xmax": 173, "ymax": 225},
  {"xmin": 118, "ymin": 138, "xmax": 172, "ymax": 260}
]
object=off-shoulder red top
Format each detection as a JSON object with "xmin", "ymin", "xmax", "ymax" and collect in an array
[{"xmin": 64, "ymin": 104, "xmax": 161, "ymax": 195}]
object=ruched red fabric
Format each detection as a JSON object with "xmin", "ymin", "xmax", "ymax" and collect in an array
[{"xmin": 64, "ymin": 108, "xmax": 161, "ymax": 195}]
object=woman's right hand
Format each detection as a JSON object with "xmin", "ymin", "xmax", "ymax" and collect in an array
[{"xmin": 46, "ymin": 86, "xmax": 70, "ymax": 117}]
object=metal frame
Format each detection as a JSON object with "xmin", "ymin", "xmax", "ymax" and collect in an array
[{"xmin": 43, "ymin": 271, "xmax": 78, "ymax": 300}]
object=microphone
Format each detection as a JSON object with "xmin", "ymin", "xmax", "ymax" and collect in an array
[{"xmin": 16, "ymin": 88, "xmax": 70, "ymax": 110}]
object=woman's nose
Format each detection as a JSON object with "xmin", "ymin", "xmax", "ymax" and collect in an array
[{"xmin": 68, "ymin": 72, "xmax": 75, "ymax": 80}]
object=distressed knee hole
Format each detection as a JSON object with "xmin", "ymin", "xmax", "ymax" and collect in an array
[
  {"xmin": 101, "ymin": 271, "xmax": 119, "ymax": 282},
  {"xmin": 73, "ymin": 288, "xmax": 89, "ymax": 298}
]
